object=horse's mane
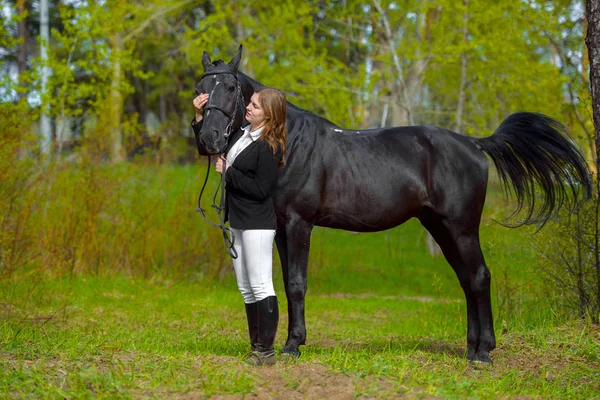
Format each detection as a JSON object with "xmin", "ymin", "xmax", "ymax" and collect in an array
[{"xmin": 235, "ymin": 70, "xmax": 342, "ymax": 130}]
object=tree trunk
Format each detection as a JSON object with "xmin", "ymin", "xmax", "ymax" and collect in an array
[
  {"xmin": 585, "ymin": 0, "xmax": 600, "ymax": 321},
  {"xmin": 584, "ymin": 9, "xmax": 590, "ymax": 84},
  {"xmin": 455, "ymin": 0, "xmax": 469, "ymax": 133},
  {"xmin": 133, "ymin": 75, "xmax": 147, "ymax": 125},
  {"xmin": 110, "ymin": 33, "xmax": 124, "ymax": 163},
  {"xmin": 373, "ymin": 0, "xmax": 440, "ymax": 256},
  {"xmin": 40, "ymin": 0, "xmax": 52, "ymax": 156},
  {"xmin": 159, "ymin": 94, "xmax": 167, "ymax": 124},
  {"xmin": 17, "ymin": 0, "xmax": 28, "ymax": 101},
  {"xmin": 589, "ymin": 1, "xmax": 600, "ymax": 176},
  {"xmin": 373, "ymin": 0, "xmax": 415, "ymax": 126}
]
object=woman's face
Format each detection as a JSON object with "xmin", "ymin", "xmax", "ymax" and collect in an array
[{"xmin": 245, "ymin": 93, "xmax": 266, "ymax": 127}]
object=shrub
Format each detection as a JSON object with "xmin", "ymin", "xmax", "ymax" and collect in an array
[
  {"xmin": 533, "ymin": 186, "xmax": 600, "ymax": 324},
  {"xmin": 0, "ymin": 113, "xmax": 228, "ymax": 280}
]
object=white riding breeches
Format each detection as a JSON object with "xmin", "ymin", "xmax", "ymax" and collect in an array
[{"xmin": 230, "ymin": 228, "xmax": 277, "ymax": 303}]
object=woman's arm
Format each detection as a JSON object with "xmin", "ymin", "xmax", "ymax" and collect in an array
[{"xmin": 225, "ymin": 144, "xmax": 280, "ymax": 201}]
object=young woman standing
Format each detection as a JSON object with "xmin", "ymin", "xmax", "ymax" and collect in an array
[{"xmin": 192, "ymin": 87, "xmax": 287, "ymax": 366}]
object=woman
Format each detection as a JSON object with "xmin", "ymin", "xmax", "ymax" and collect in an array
[{"xmin": 191, "ymin": 87, "xmax": 287, "ymax": 366}]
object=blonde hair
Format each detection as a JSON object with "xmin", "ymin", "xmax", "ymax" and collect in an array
[{"xmin": 255, "ymin": 87, "xmax": 287, "ymax": 166}]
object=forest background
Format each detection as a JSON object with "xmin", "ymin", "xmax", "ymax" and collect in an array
[
  {"xmin": 3, "ymin": 0, "xmax": 595, "ymax": 161},
  {"xmin": 1, "ymin": 0, "xmax": 600, "ymax": 398}
]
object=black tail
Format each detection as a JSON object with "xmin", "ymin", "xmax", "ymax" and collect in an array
[{"xmin": 475, "ymin": 112, "xmax": 592, "ymax": 226}]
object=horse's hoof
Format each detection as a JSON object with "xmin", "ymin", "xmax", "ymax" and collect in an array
[
  {"xmin": 281, "ymin": 347, "xmax": 301, "ymax": 358},
  {"xmin": 467, "ymin": 348, "xmax": 477, "ymax": 361},
  {"xmin": 279, "ymin": 351, "xmax": 300, "ymax": 364},
  {"xmin": 477, "ymin": 352, "xmax": 492, "ymax": 363},
  {"xmin": 468, "ymin": 360, "xmax": 492, "ymax": 370},
  {"xmin": 468, "ymin": 351, "xmax": 492, "ymax": 367}
]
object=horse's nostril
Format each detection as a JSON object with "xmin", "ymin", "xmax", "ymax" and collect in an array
[
  {"xmin": 199, "ymin": 137, "xmax": 209, "ymax": 151},
  {"xmin": 198, "ymin": 132, "xmax": 224, "ymax": 155}
]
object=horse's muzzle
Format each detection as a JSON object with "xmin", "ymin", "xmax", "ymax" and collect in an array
[{"xmin": 200, "ymin": 132, "xmax": 227, "ymax": 155}]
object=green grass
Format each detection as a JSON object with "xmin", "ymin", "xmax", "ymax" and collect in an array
[
  {"xmin": 1, "ymin": 276, "xmax": 598, "ymax": 399},
  {"xmin": 1, "ymin": 164, "xmax": 598, "ymax": 398}
]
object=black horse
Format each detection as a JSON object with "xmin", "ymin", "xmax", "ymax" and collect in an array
[{"xmin": 195, "ymin": 45, "xmax": 592, "ymax": 363}]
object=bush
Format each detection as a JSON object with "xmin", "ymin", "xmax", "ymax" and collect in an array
[
  {"xmin": 0, "ymin": 102, "xmax": 40, "ymax": 278},
  {"xmin": 0, "ymin": 110, "xmax": 229, "ymax": 280},
  {"xmin": 533, "ymin": 186, "xmax": 600, "ymax": 324}
]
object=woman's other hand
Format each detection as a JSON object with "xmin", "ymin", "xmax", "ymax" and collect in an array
[
  {"xmin": 215, "ymin": 155, "xmax": 230, "ymax": 174},
  {"xmin": 193, "ymin": 93, "xmax": 209, "ymax": 123}
]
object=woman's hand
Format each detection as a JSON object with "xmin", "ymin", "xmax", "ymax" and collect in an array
[
  {"xmin": 193, "ymin": 93, "xmax": 209, "ymax": 123},
  {"xmin": 215, "ymin": 155, "xmax": 230, "ymax": 174}
]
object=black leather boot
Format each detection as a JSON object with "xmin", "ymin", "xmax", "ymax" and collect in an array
[
  {"xmin": 245, "ymin": 296, "xmax": 278, "ymax": 366},
  {"xmin": 244, "ymin": 302, "xmax": 260, "ymax": 351}
]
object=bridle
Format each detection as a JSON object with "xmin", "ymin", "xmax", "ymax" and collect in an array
[
  {"xmin": 195, "ymin": 69, "xmax": 244, "ymax": 259},
  {"xmin": 197, "ymin": 68, "xmax": 243, "ymax": 140}
]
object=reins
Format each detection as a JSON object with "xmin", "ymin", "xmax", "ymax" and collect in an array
[
  {"xmin": 195, "ymin": 155, "xmax": 237, "ymax": 259},
  {"xmin": 194, "ymin": 69, "xmax": 243, "ymax": 259}
]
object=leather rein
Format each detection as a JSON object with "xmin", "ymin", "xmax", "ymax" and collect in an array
[{"xmin": 195, "ymin": 70, "xmax": 243, "ymax": 259}]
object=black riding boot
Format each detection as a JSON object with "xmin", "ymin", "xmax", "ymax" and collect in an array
[
  {"xmin": 244, "ymin": 302, "xmax": 260, "ymax": 351},
  {"xmin": 245, "ymin": 296, "xmax": 278, "ymax": 366}
]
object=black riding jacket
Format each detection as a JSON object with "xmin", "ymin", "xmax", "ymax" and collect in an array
[{"xmin": 192, "ymin": 119, "xmax": 281, "ymax": 230}]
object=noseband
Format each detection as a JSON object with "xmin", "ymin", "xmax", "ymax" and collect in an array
[{"xmin": 195, "ymin": 69, "xmax": 244, "ymax": 259}]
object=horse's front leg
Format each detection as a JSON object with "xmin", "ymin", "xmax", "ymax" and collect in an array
[{"xmin": 279, "ymin": 217, "xmax": 313, "ymax": 357}]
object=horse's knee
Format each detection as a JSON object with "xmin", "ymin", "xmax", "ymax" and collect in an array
[
  {"xmin": 287, "ymin": 280, "xmax": 307, "ymax": 303},
  {"xmin": 470, "ymin": 264, "xmax": 491, "ymax": 294}
]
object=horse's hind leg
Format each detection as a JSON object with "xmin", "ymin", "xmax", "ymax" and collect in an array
[
  {"xmin": 458, "ymin": 234, "xmax": 495, "ymax": 363},
  {"xmin": 420, "ymin": 215, "xmax": 496, "ymax": 363}
]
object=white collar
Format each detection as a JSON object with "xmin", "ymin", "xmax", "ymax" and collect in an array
[{"xmin": 242, "ymin": 124, "xmax": 264, "ymax": 141}]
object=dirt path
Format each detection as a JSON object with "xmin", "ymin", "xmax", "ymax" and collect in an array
[{"xmin": 202, "ymin": 356, "xmax": 440, "ymax": 400}]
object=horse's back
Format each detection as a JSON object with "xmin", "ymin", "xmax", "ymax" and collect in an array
[
  {"xmin": 276, "ymin": 116, "xmax": 489, "ymax": 231},
  {"xmin": 331, "ymin": 124, "xmax": 489, "ymax": 185}
]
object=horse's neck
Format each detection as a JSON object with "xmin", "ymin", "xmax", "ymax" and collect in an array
[
  {"xmin": 233, "ymin": 96, "xmax": 245, "ymax": 132},
  {"xmin": 236, "ymin": 71, "xmax": 334, "ymax": 137},
  {"xmin": 237, "ymin": 72, "xmax": 264, "ymax": 104}
]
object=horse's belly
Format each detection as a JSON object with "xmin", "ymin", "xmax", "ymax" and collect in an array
[
  {"xmin": 314, "ymin": 193, "xmax": 422, "ymax": 233},
  {"xmin": 314, "ymin": 213, "xmax": 413, "ymax": 232}
]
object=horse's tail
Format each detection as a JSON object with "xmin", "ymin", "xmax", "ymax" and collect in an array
[{"xmin": 474, "ymin": 112, "xmax": 592, "ymax": 226}]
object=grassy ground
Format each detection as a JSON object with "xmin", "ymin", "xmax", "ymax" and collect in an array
[
  {"xmin": 1, "ymin": 277, "xmax": 599, "ymax": 399},
  {"xmin": 1, "ymin": 164, "xmax": 599, "ymax": 398}
]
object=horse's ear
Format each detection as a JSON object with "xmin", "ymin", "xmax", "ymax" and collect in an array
[
  {"xmin": 202, "ymin": 51, "xmax": 212, "ymax": 71},
  {"xmin": 228, "ymin": 44, "xmax": 243, "ymax": 71}
]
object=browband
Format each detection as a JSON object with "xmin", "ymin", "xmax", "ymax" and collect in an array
[{"xmin": 200, "ymin": 69, "xmax": 237, "ymax": 80}]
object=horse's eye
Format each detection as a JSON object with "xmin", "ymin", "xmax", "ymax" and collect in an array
[{"xmin": 227, "ymin": 85, "xmax": 235, "ymax": 92}]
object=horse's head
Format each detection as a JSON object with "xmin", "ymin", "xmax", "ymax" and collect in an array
[{"xmin": 196, "ymin": 45, "xmax": 244, "ymax": 155}]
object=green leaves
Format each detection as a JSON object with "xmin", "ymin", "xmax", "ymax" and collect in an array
[{"xmin": 0, "ymin": 0, "xmax": 592, "ymax": 159}]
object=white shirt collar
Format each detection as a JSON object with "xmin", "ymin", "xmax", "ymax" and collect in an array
[{"xmin": 242, "ymin": 124, "xmax": 264, "ymax": 141}]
